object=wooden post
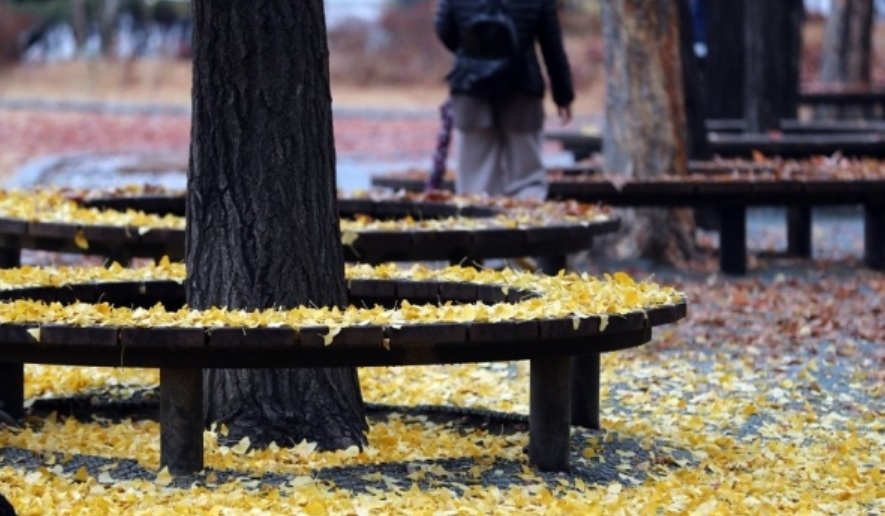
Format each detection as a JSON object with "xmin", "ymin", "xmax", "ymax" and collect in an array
[
  {"xmin": 719, "ymin": 206, "xmax": 747, "ymax": 274},
  {"xmin": 0, "ymin": 363, "xmax": 24, "ymax": 421},
  {"xmin": 529, "ymin": 356, "xmax": 571, "ymax": 472},
  {"xmin": 538, "ymin": 255, "xmax": 567, "ymax": 276},
  {"xmin": 0, "ymin": 244, "xmax": 20, "ymax": 269},
  {"xmin": 570, "ymin": 353, "xmax": 600, "ymax": 429},
  {"xmin": 786, "ymin": 205, "xmax": 812, "ymax": 257},
  {"xmin": 864, "ymin": 202, "xmax": 885, "ymax": 270},
  {"xmin": 160, "ymin": 368, "xmax": 204, "ymax": 475}
]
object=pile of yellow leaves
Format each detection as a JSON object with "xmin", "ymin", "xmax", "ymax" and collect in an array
[
  {"xmin": 0, "ymin": 189, "xmax": 184, "ymax": 231},
  {"xmin": 2, "ymin": 346, "xmax": 883, "ymax": 514},
  {"xmin": 0, "ymin": 260, "xmax": 682, "ymax": 336}
]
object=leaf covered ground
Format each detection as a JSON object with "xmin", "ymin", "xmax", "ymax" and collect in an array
[
  {"xmin": 0, "ymin": 260, "xmax": 883, "ymax": 514},
  {"xmin": 0, "ymin": 91, "xmax": 883, "ymax": 514}
]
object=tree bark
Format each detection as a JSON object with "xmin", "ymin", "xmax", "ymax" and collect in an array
[
  {"xmin": 100, "ymin": 0, "xmax": 120, "ymax": 58},
  {"xmin": 820, "ymin": 0, "xmax": 874, "ymax": 118},
  {"xmin": 705, "ymin": 0, "xmax": 744, "ymax": 119},
  {"xmin": 782, "ymin": 0, "xmax": 804, "ymax": 120},
  {"xmin": 601, "ymin": 0, "xmax": 696, "ymax": 264},
  {"xmin": 744, "ymin": 0, "xmax": 803, "ymax": 131},
  {"xmin": 186, "ymin": 1, "xmax": 367, "ymax": 450},
  {"xmin": 677, "ymin": 0, "xmax": 709, "ymax": 160},
  {"xmin": 71, "ymin": 0, "xmax": 87, "ymax": 52}
]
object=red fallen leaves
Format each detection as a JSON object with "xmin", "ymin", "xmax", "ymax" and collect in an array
[
  {"xmin": 0, "ymin": 111, "xmax": 190, "ymax": 180},
  {"xmin": 654, "ymin": 270, "xmax": 885, "ymax": 357},
  {"xmin": 0, "ymin": 110, "xmax": 443, "ymax": 182}
]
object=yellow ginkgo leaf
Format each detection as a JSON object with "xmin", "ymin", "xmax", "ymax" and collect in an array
[
  {"xmin": 72, "ymin": 465, "xmax": 89, "ymax": 482},
  {"xmin": 341, "ymin": 230, "xmax": 359, "ymax": 246},
  {"xmin": 231, "ymin": 436, "xmax": 251, "ymax": 455},
  {"xmin": 599, "ymin": 314, "xmax": 609, "ymax": 332},
  {"xmin": 73, "ymin": 230, "xmax": 89, "ymax": 250},
  {"xmin": 323, "ymin": 325, "xmax": 342, "ymax": 346},
  {"xmin": 155, "ymin": 466, "xmax": 173, "ymax": 486}
]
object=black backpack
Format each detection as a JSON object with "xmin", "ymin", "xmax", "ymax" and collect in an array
[{"xmin": 447, "ymin": 0, "xmax": 521, "ymax": 98}]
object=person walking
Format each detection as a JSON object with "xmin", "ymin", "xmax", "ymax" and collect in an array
[{"xmin": 434, "ymin": 0, "xmax": 574, "ymax": 201}]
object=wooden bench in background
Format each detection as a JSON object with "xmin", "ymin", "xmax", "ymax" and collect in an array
[
  {"xmin": 370, "ymin": 167, "xmax": 885, "ymax": 276},
  {"xmin": 545, "ymin": 127, "xmax": 885, "ymax": 161},
  {"xmin": 547, "ymin": 169, "xmax": 885, "ymax": 275},
  {"xmin": 705, "ymin": 118, "xmax": 885, "ymax": 134},
  {"xmin": 798, "ymin": 88, "xmax": 885, "ymax": 117}
]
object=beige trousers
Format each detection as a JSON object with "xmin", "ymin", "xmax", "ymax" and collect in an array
[{"xmin": 454, "ymin": 128, "xmax": 547, "ymax": 200}]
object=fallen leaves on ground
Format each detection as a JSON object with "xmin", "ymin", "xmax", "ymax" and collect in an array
[
  {"xmin": 0, "ymin": 262, "xmax": 882, "ymax": 514},
  {"xmin": 3, "ymin": 338, "xmax": 884, "ymax": 514},
  {"xmin": 0, "ymin": 109, "xmax": 443, "ymax": 183}
]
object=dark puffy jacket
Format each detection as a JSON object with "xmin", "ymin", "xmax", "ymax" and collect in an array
[{"xmin": 435, "ymin": 0, "xmax": 574, "ymax": 107}]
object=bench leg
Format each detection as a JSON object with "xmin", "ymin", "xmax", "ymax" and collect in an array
[
  {"xmin": 719, "ymin": 206, "xmax": 747, "ymax": 275},
  {"xmin": 0, "ymin": 246, "xmax": 20, "ymax": 269},
  {"xmin": 864, "ymin": 203, "xmax": 885, "ymax": 270},
  {"xmin": 537, "ymin": 255, "xmax": 567, "ymax": 275},
  {"xmin": 0, "ymin": 363, "xmax": 24, "ymax": 421},
  {"xmin": 787, "ymin": 205, "xmax": 812, "ymax": 258},
  {"xmin": 570, "ymin": 353, "xmax": 600, "ymax": 429},
  {"xmin": 529, "ymin": 356, "xmax": 571, "ymax": 472},
  {"xmin": 160, "ymin": 368, "xmax": 203, "ymax": 475}
]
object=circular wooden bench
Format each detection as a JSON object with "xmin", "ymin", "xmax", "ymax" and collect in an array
[
  {"xmin": 0, "ymin": 266, "xmax": 686, "ymax": 474},
  {"xmin": 0, "ymin": 189, "xmax": 619, "ymax": 268}
]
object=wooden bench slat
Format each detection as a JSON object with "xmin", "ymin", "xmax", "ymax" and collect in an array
[
  {"xmin": 39, "ymin": 325, "xmax": 119, "ymax": 347},
  {"xmin": 0, "ymin": 219, "xmax": 28, "ymax": 235},
  {"xmin": 537, "ymin": 316, "xmax": 601, "ymax": 339},
  {"xmin": 386, "ymin": 322, "xmax": 467, "ymax": 346},
  {"xmin": 394, "ymin": 280, "xmax": 441, "ymax": 302},
  {"xmin": 120, "ymin": 327, "xmax": 206, "ymax": 349},
  {"xmin": 438, "ymin": 281, "xmax": 478, "ymax": 303},
  {"xmin": 299, "ymin": 325, "xmax": 385, "ymax": 349},
  {"xmin": 467, "ymin": 320, "xmax": 539, "ymax": 343},
  {"xmin": 207, "ymin": 327, "xmax": 297, "ymax": 349}
]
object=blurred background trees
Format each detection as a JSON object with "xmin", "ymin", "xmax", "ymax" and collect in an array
[
  {"xmin": 0, "ymin": 0, "xmax": 882, "ymax": 96},
  {"xmin": 0, "ymin": 0, "xmax": 192, "ymax": 63}
]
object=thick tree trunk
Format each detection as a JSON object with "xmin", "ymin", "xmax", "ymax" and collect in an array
[
  {"xmin": 782, "ymin": 0, "xmax": 804, "ymax": 120},
  {"xmin": 820, "ymin": 0, "xmax": 874, "ymax": 119},
  {"xmin": 99, "ymin": 0, "xmax": 119, "ymax": 58},
  {"xmin": 186, "ymin": 1, "xmax": 367, "ymax": 449},
  {"xmin": 71, "ymin": 0, "xmax": 87, "ymax": 52},
  {"xmin": 705, "ymin": 0, "xmax": 744, "ymax": 119},
  {"xmin": 677, "ymin": 0, "xmax": 709, "ymax": 160},
  {"xmin": 744, "ymin": 0, "xmax": 782, "ymax": 132},
  {"xmin": 601, "ymin": 0, "xmax": 696, "ymax": 264},
  {"xmin": 744, "ymin": 0, "xmax": 803, "ymax": 131},
  {"xmin": 678, "ymin": 0, "xmax": 719, "ymax": 230}
]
